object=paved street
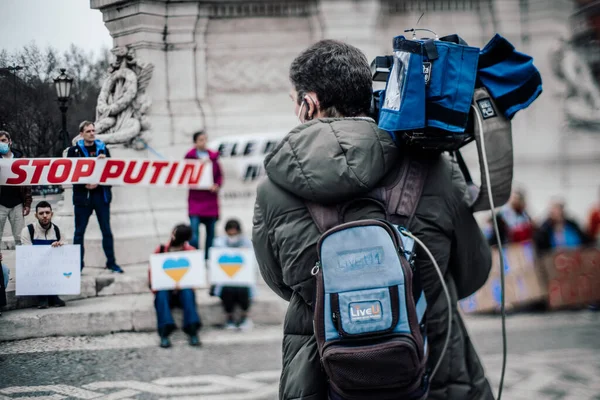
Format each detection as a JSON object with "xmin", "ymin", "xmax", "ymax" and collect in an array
[{"xmin": 0, "ymin": 311, "xmax": 599, "ymax": 399}]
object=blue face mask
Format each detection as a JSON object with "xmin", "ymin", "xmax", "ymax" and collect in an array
[{"xmin": 0, "ymin": 143, "xmax": 10, "ymax": 155}]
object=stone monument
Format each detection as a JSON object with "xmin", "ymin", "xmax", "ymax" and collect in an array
[{"xmin": 78, "ymin": 0, "xmax": 599, "ymax": 267}]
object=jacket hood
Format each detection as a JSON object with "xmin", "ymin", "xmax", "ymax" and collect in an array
[
  {"xmin": 11, "ymin": 148, "xmax": 24, "ymax": 158},
  {"xmin": 186, "ymin": 148, "xmax": 219, "ymax": 161},
  {"xmin": 264, "ymin": 118, "xmax": 400, "ymax": 204}
]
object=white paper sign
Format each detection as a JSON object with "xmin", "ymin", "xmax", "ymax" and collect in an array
[
  {"xmin": 209, "ymin": 248, "xmax": 257, "ymax": 287},
  {"xmin": 150, "ymin": 250, "xmax": 206, "ymax": 291},
  {"xmin": 16, "ymin": 245, "xmax": 81, "ymax": 295}
]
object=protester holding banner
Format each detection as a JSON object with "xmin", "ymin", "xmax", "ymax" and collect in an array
[
  {"xmin": 185, "ymin": 131, "xmax": 223, "ymax": 261},
  {"xmin": 149, "ymin": 224, "xmax": 202, "ymax": 348},
  {"xmin": 535, "ymin": 199, "xmax": 592, "ymax": 253},
  {"xmin": 66, "ymin": 121, "xmax": 123, "ymax": 273},
  {"xmin": 0, "ymin": 131, "xmax": 32, "ymax": 246},
  {"xmin": 19, "ymin": 201, "xmax": 66, "ymax": 309},
  {"xmin": 497, "ymin": 189, "xmax": 535, "ymax": 243},
  {"xmin": 210, "ymin": 219, "xmax": 254, "ymax": 331}
]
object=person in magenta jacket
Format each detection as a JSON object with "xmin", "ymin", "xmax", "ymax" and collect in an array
[{"xmin": 185, "ymin": 131, "xmax": 223, "ymax": 260}]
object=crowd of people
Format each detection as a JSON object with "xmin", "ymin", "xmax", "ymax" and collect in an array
[
  {"xmin": 484, "ymin": 188, "xmax": 600, "ymax": 251},
  {"xmin": 0, "ymin": 38, "xmax": 598, "ymax": 397},
  {"xmin": 0, "ymin": 122, "xmax": 257, "ymax": 345}
]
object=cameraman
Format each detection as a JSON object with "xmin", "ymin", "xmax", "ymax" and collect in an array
[{"xmin": 252, "ymin": 40, "xmax": 493, "ymax": 400}]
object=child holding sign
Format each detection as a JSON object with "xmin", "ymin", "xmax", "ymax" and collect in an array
[
  {"xmin": 211, "ymin": 219, "xmax": 254, "ymax": 331},
  {"xmin": 149, "ymin": 224, "xmax": 202, "ymax": 348}
]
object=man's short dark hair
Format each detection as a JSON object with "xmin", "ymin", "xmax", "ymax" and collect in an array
[
  {"xmin": 225, "ymin": 219, "xmax": 242, "ymax": 233},
  {"xmin": 79, "ymin": 121, "xmax": 94, "ymax": 133},
  {"xmin": 36, "ymin": 201, "xmax": 52, "ymax": 212},
  {"xmin": 0, "ymin": 131, "xmax": 11, "ymax": 141},
  {"xmin": 193, "ymin": 131, "xmax": 206, "ymax": 142},
  {"xmin": 289, "ymin": 40, "xmax": 372, "ymax": 118}
]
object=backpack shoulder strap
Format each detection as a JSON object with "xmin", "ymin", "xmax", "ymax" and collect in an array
[
  {"xmin": 305, "ymin": 157, "xmax": 429, "ymax": 233},
  {"xmin": 384, "ymin": 157, "xmax": 429, "ymax": 228},
  {"xmin": 27, "ymin": 224, "xmax": 34, "ymax": 243},
  {"xmin": 53, "ymin": 224, "xmax": 61, "ymax": 242},
  {"xmin": 305, "ymin": 201, "xmax": 340, "ymax": 234}
]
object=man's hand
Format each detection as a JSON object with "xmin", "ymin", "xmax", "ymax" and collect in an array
[
  {"xmin": 98, "ymin": 154, "xmax": 106, "ymax": 159},
  {"xmin": 51, "ymin": 241, "xmax": 64, "ymax": 248},
  {"xmin": 209, "ymin": 184, "xmax": 220, "ymax": 193},
  {"xmin": 85, "ymin": 184, "xmax": 98, "ymax": 190},
  {"xmin": 23, "ymin": 207, "xmax": 30, "ymax": 216}
]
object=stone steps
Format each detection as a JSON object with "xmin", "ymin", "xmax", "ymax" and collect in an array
[
  {"xmin": 3, "ymin": 253, "xmax": 152, "ymax": 310},
  {"xmin": 0, "ymin": 289, "xmax": 287, "ymax": 342}
]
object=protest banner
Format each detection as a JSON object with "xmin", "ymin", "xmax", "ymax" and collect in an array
[
  {"xmin": 209, "ymin": 248, "xmax": 257, "ymax": 287},
  {"xmin": 541, "ymin": 247, "xmax": 600, "ymax": 309},
  {"xmin": 16, "ymin": 245, "xmax": 81, "ymax": 296},
  {"xmin": 460, "ymin": 241, "xmax": 547, "ymax": 313},
  {"xmin": 0, "ymin": 158, "xmax": 213, "ymax": 189},
  {"xmin": 150, "ymin": 250, "xmax": 206, "ymax": 291}
]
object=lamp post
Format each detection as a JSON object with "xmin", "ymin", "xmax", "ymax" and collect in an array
[{"xmin": 53, "ymin": 68, "xmax": 73, "ymax": 150}]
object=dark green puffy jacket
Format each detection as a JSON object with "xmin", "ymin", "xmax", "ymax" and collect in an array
[{"xmin": 253, "ymin": 118, "xmax": 495, "ymax": 400}]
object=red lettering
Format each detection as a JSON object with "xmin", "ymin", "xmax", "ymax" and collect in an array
[
  {"xmin": 72, "ymin": 159, "xmax": 95, "ymax": 182},
  {"xmin": 178, "ymin": 162, "xmax": 205, "ymax": 185},
  {"xmin": 31, "ymin": 159, "xmax": 52, "ymax": 184},
  {"xmin": 47, "ymin": 159, "xmax": 72, "ymax": 184},
  {"xmin": 149, "ymin": 161, "xmax": 169, "ymax": 184},
  {"xmin": 6, "ymin": 159, "xmax": 29, "ymax": 185},
  {"xmin": 548, "ymin": 280, "xmax": 561, "ymax": 307},
  {"xmin": 99, "ymin": 160, "xmax": 126, "ymax": 183},
  {"xmin": 123, "ymin": 161, "xmax": 150, "ymax": 184},
  {"xmin": 165, "ymin": 162, "xmax": 179, "ymax": 184}
]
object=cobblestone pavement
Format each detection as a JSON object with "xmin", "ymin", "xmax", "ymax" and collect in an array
[{"xmin": 0, "ymin": 312, "xmax": 598, "ymax": 399}]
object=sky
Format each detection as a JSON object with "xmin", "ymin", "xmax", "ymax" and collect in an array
[{"xmin": 0, "ymin": 0, "xmax": 113, "ymax": 55}]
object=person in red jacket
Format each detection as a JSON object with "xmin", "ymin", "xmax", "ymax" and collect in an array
[
  {"xmin": 185, "ymin": 131, "xmax": 223, "ymax": 261},
  {"xmin": 149, "ymin": 224, "xmax": 202, "ymax": 348},
  {"xmin": 587, "ymin": 188, "xmax": 600, "ymax": 245}
]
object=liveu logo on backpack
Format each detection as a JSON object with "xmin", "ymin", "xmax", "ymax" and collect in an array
[{"xmin": 312, "ymin": 220, "xmax": 429, "ymax": 400}]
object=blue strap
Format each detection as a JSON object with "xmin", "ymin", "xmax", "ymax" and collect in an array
[{"xmin": 144, "ymin": 142, "xmax": 166, "ymax": 160}]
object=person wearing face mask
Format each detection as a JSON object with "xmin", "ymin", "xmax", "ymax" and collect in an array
[
  {"xmin": 210, "ymin": 219, "xmax": 254, "ymax": 331},
  {"xmin": 66, "ymin": 121, "xmax": 122, "ymax": 273},
  {"xmin": 0, "ymin": 131, "xmax": 32, "ymax": 247},
  {"xmin": 149, "ymin": 224, "xmax": 202, "ymax": 348},
  {"xmin": 20, "ymin": 201, "xmax": 66, "ymax": 309},
  {"xmin": 252, "ymin": 40, "xmax": 494, "ymax": 400}
]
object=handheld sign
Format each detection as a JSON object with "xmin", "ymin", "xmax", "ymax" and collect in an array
[
  {"xmin": 150, "ymin": 250, "xmax": 206, "ymax": 291},
  {"xmin": 209, "ymin": 248, "xmax": 257, "ymax": 287},
  {"xmin": 16, "ymin": 245, "xmax": 81, "ymax": 296}
]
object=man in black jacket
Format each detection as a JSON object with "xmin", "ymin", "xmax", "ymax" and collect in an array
[
  {"xmin": 252, "ymin": 40, "xmax": 493, "ymax": 400},
  {"xmin": 535, "ymin": 199, "xmax": 592, "ymax": 253},
  {"xmin": 66, "ymin": 121, "xmax": 122, "ymax": 273}
]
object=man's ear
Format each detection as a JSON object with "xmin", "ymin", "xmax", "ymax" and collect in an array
[{"xmin": 305, "ymin": 95, "xmax": 318, "ymax": 120}]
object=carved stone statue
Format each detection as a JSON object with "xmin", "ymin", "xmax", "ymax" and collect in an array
[
  {"xmin": 75, "ymin": 47, "xmax": 154, "ymax": 147},
  {"xmin": 551, "ymin": 37, "xmax": 600, "ymax": 129}
]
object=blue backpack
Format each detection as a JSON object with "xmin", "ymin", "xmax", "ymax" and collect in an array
[{"xmin": 307, "ymin": 158, "xmax": 430, "ymax": 400}]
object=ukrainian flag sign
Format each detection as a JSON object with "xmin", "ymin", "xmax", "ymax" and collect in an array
[
  {"xmin": 150, "ymin": 250, "xmax": 206, "ymax": 291},
  {"xmin": 209, "ymin": 248, "xmax": 257, "ymax": 287}
]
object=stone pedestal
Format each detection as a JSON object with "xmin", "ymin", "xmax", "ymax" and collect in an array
[{"xmin": 83, "ymin": 0, "xmax": 600, "ymax": 268}]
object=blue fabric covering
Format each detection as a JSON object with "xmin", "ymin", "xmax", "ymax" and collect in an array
[
  {"xmin": 379, "ymin": 35, "xmax": 479, "ymax": 134},
  {"xmin": 478, "ymin": 34, "xmax": 543, "ymax": 119}
]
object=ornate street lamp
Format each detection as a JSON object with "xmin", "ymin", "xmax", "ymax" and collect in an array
[{"xmin": 53, "ymin": 68, "xmax": 73, "ymax": 150}]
